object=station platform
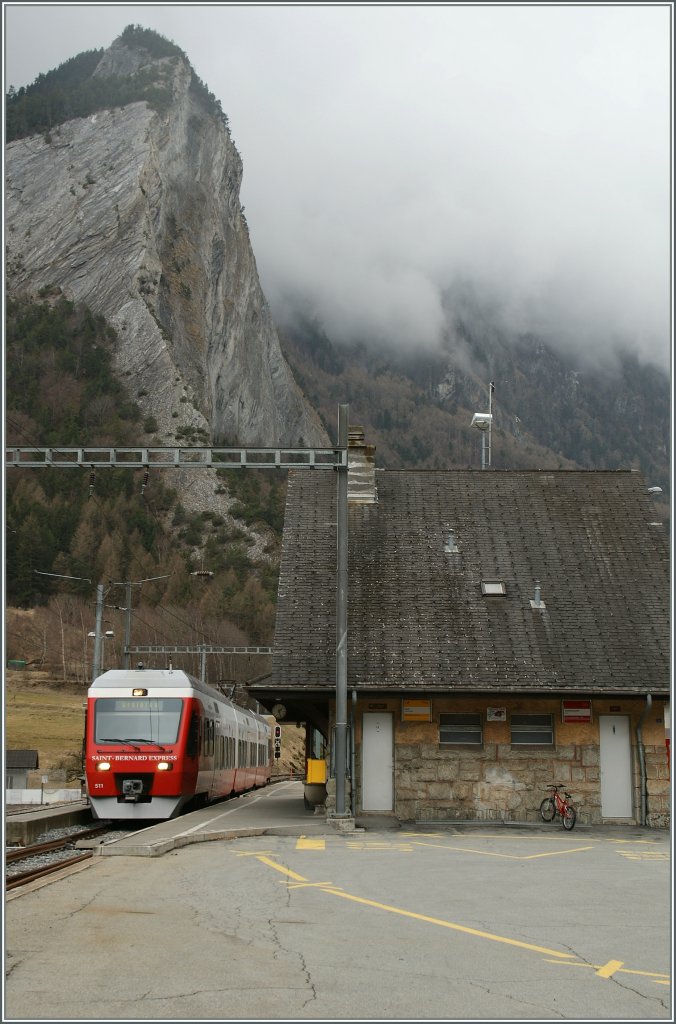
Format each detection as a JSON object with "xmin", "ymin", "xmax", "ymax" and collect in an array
[
  {"xmin": 6, "ymin": 801, "xmax": 92, "ymax": 846},
  {"xmin": 87, "ymin": 780, "xmax": 324, "ymax": 857},
  {"xmin": 78, "ymin": 779, "xmax": 394, "ymax": 858},
  {"xmin": 5, "ymin": 780, "xmax": 401, "ymax": 855}
]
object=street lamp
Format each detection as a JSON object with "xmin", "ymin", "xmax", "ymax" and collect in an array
[{"xmin": 88, "ymin": 627, "xmax": 114, "ymax": 676}]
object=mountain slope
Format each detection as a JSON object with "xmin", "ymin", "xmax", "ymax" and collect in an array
[
  {"xmin": 278, "ymin": 310, "xmax": 670, "ymax": 524},
  {"xmin": 5, "ymin": 26, "xmax": 327, "ymax": 450}
]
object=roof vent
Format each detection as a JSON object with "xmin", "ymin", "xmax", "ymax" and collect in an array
[
  {"xmin": 481, "ymin": 580, "xmax": 506, "ymax": 596},
  {"xmin": 444, "ymin": 529, "xmax": 459, "ymax": 554},
  {"xmin": 530, "ymin": 581, "xmax": 546, "ymax": 610}
]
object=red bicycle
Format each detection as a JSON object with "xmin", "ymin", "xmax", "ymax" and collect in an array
[{"xmin": 540, "ymin": 784, "xmax": 577, "ymax": 830}]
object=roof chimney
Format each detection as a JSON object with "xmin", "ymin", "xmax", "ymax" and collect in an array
[{"xmin": 347, "ymin": 427, "xmax": 377, "ymax": 504}]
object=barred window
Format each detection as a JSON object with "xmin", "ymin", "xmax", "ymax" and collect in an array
[
  {"xmin": 440, "ymin": 713, "xmax": 483, "ymax": 746},
  {"xmin": 510, "ymin": 714, "xmax": 554, "ymax": 746}
]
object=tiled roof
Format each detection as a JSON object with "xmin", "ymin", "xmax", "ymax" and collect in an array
[
  {"xmin": 6, "ymin": 749, "xmax": 39, "ymax": 769},
  {"xmin": 271, "ymin": 469, "xmax": 669, "ymax": 694}
]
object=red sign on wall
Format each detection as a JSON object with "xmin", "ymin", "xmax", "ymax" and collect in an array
[{"xmin": 562, "ymin": 700, "xmax": 592, "ymax": 723}]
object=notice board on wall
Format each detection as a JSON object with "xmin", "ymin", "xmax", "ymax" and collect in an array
[
  {"xmin": 561, "ymin": 700, "xmax": 592, "ymax": 723},
  {"xmin": 401, "ymin": 699, "xmax": 432, "ymax": 722}
]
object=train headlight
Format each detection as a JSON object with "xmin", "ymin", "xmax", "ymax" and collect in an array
[
  {"xmin": 95, "ymin": 762, "xmax": 111, "ymax": 772},
  {"xmin": 156, "ymin": 762, "xmax": 173, "ymax": 771}
]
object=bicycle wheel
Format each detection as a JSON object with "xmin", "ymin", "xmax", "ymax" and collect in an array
[
  {"xmin": 540, "ymin": 797, "xmax": 556, "ymax": 822},
  {"xmin": 562, "ymin": 805, "xmax": 577, "ymax": 830}
]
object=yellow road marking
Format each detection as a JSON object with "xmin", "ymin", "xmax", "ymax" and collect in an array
[
  {"xmin": 255, "ymin": 855, "xmax": 307, "ymax": 882},
  {"xmin": 411, "ymin": 840, "xmax": 594, "ymax": 860},
  {"xmin": 346, "ymin": 841, "xmax": 414, "ymax": 851},
  {"xmin": 521, "ymin": 846, "xmax": 595, "ymax": 860},
  {"xmin": 233, "ymin": 850, "xmax": 275, "ymax": 857},
  {"xmin": 295, "ymin": 837, "xmax": 326, "ymax": 850},
  {"xmin": 401, "ymin": 832, "xmax": 662, "ymax": 847},
  {"xmin": 596, "ymin": 959, "xmax": 624, "ymax": 978},
  {"xmin": 317, "ymin": 887, "xmax": 574, "ymax": 958},
  {"xmin": 287, "ymin": 881, "xmax": 341, "ymax": 890},
  {"xmin": 544, "ymin": 959, "xmax": 670, "ymax": 984},
  {"xmin": 248, "ymin": 851, "xmax": 668, "ymax": 985},
  {"xmin": 617, "ymin": 851, "xmax": 669, "ymax": 860},
  {"xmin": 609, "ymin": 838, "xmax": 661, "ymax": 845},
  {"xmin": 255, "ymin": 853, "xmax": 573, "ymax": 959},
  {"xmin": 402, "ymin": 832, "xmax": 597, "ymax": 842}
]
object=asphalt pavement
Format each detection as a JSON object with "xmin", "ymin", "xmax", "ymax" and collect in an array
[{"xmin": 4, "ymin": 782, "xmax": 672, "ymax": 1021}]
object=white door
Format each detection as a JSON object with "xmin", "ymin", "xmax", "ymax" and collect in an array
[
  {"xmin": 362, "ymin": 713, "xmax": 393, "ymax": 811},
  {"xmin": 599, "ymin": 715, "xmax": 633, "ymax": 818}
]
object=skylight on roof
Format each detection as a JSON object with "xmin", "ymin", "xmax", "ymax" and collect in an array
[{"xmin": 481, "ymin": 580, "xmax": 506, "ymax": 596}]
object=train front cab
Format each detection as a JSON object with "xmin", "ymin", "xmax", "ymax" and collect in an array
[{"xmin": 85, "ymin": 685, "xmax": 198, "ymax": 821}]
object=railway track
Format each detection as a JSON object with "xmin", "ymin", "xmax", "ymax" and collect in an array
[{"xmin": 6, "ymin": 824, "xmax": 110, "ymax": 891}]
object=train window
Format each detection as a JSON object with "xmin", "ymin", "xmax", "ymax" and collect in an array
[
  {"xmin": 187, "ymin": 714, "xmax": 199, "ymax": 758},
  {"xmin": 94, "ymin": 698, "xmax": 183, "ymax": 745}
]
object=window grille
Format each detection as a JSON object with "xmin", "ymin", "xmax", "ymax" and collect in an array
[
  {"xmin": 510, "ymin": 713, "xmax": 554, "ymax": 746},
  {"xmin": 440, "ymin": 713, "xmax": 483, "ymax": 746}
]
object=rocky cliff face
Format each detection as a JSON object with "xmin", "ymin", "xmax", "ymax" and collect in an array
[{"xmin": 5, "ymin": 37, "xmax": 328, "ymax": 449}]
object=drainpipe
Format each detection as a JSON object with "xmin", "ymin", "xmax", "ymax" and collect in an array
[
  {"xmin": 636, "ymin": 694, "xmax": 653, "ymax": 826},
  {"xmin": 351, "ymin": 690, "xmax": 357, "ymax": 817}
]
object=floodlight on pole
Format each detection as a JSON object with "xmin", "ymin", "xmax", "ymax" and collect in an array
[
  {"xmin": 470, "ymin": 382, "xmax": 495, "ymax": 470},
  {"xmin": 471, "ymin": 412, "xmax": 492, "ymax": 469}
]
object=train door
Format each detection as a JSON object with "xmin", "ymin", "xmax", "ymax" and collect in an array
[
  {"xmin": 361, "ymin": 713, "xmax": 393, "ymax": 811},
  {"xmin": 599, "ymin": 715, "xmax": 633, "ymax": 819}
]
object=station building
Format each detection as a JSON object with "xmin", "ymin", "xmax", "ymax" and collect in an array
[{"xmin": 252, "ymin": 430, "xmax": 670, "ymax": 827}]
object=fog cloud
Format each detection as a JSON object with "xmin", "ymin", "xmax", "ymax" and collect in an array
[{"xmin": 4, "ymin": 4, "xmax": 671, "ymax": 369}]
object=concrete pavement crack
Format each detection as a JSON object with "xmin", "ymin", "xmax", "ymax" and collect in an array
[
  {"xmin": 465, "ymin": 978, "xmax": 566, "ymax": 1019},
  {"xmin": 558, "ymin": 942, "xmax": 668, "ymax": 1010},
  {"xmin": 267, "ymin": 915, "xmax": 318, "ymax": 1009}
]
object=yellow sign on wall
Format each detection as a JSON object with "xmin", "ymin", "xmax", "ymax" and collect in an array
[{"xmin": 402, "ymin": 699, "xmax": 432, "ymax": 722}]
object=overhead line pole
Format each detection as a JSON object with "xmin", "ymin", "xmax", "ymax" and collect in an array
[
  {"xmin": 334, "ymin": 404, "xmax": 349, "ymax": 818},
  {"xmin": 92, "ymin": 583, "xmax": 104, "ymax": 682}
]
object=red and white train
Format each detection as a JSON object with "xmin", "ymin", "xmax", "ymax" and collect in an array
[{"xmin": 84, "ymin": 667, "xmax": 273, "ymax": 821}]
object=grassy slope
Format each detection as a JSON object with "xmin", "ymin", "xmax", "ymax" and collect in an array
[{"xmin": 5, "ymin": 671, "xmax": 86, "ymax": 778}]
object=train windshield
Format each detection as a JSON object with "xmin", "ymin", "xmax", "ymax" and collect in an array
[{"xmin": 94, "ymin": 698, "xmax": 184, "ymax": 745}]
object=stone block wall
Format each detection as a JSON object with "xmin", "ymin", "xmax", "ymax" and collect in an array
[
  {"xmin": 644, "ymin": 744, "xmax": 671, "ymax": 828},
  {"xmin": 349, "ymin": 695, "xmax": 670, "ymax": 828}
]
